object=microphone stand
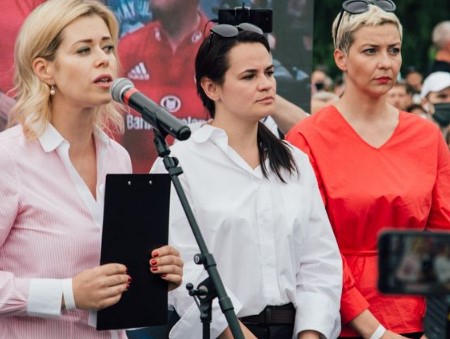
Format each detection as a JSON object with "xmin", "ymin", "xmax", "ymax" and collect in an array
[{"xmin": 152, "ymin": 128, "xmax": 244, "ymax": 339}]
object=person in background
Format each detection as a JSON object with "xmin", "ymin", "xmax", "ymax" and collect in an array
[
  {"xmin": 151, "ymin": 23, "xmax": 342, "ymax": 339},
  {"xmin": 405, "ymin": 103, "xmax": 429, "ymax": 119},
  {"xmin": 0, "ymin": 0, "xmax": 46, "ymax": 131},
  {"xmin": 286, "ymin": 2, "xmax": 450, "ymax": 338},
  {"xmin": 311, "ymin": 90, "xmax": 339, "ymax": 115},
  {"xmin": 333, "ymin": 73, "xmax": 346, "ymax": 97},
  {"xmin": 429, "ymin": 20, "xmax": 450, "ymax": 74},
  {"xmin": 420, "ymin": 71, "xmax": 450, "ymax": 142},
  {"xmin": 0, "ymin": 1, "xmax": 183, "ymax": 337},
  {"xmin": 311, "ymin": 67, "xmax": 333, "ymax": 95},
  {"xmin": 115, "ymin": 0, "xmax": 210, "ymax": 173},
  {"xmin": 403, "ymin": 66, "xmax": 423, "ymax": 104},
  {"xmin": 386, "ymin": 80, "xmax": 411, "ymax": 111}
]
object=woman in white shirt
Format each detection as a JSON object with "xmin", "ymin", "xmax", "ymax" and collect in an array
[{"xmin": 151, "ymin": 23, "xmax": 342, "ymax": 339}]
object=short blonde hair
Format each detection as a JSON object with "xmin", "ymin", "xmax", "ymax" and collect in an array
[
  {"xmin": 332, "ymin": 5, "xmax": 403, "ymax": 53},
  {"xmin": 11, "ymin": 0, "xmax": 123, "ymax": 138}
]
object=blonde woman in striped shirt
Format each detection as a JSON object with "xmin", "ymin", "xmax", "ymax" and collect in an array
[{"xmin": 0, "ymin": 0, "xmax": 183, "ymax": 338}]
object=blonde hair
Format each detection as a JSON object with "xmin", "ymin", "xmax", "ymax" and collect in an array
[
  {"xmin": 332, "ymin": 5, "xmax": 403, "ymax": 53},
  {"xmin": 10, "ymin": 0, "xmax": 123, "ymax": 138}
]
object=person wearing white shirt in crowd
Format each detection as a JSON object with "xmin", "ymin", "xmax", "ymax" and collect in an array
[{"xmin": 151, "ymin": 23, "xmax": 342, "ymax": 339}]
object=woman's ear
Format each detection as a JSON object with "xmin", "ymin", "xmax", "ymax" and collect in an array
[
  {"xmin": 334, "ymin": 49, "xmax": 347, "ymax": 72},
  {"xmin": 200, "ymin": 77, "xmax": 220, "ymax": 101},
  {"xmin": 32, "ymin": 57, "xmax": 54, "ymax": 85}
]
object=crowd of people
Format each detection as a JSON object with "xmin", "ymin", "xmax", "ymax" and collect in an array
[{"xmin": 0, "ymin": 1, "xmax": 449, "ymax": 339}]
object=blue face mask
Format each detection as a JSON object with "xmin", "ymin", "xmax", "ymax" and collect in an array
[{"xmin": 433, "ymin": 103, "xmax": 450, "ymax": 128}]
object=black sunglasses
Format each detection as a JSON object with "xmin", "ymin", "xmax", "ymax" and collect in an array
[
  {"xmin": 334, "ymin": 0, "xmax": 396, "ymax": 43},
  {"xmin": 208, "ymin": 22, "xmax": 264, "ymax": 49}
]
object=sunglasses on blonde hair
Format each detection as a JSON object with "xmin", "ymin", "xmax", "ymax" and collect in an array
[{"xmin": 334, "ymin": 0, "xmax": 396, "ymax": 42}]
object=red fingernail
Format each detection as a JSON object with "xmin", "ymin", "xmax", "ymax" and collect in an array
[
  {"xmin": 150, "ymin": 259, "xmax": 157, "ymax": 266},
  {"xmin": 128, "ymin": 277, "xmax": 132, "ymax": 283},
  {"xmin": 161, "ymin": 274, "xmax": 167, "ymax": 278},
  {"xmin": 151, "ymin": 267, "xmax": 158, "ymax": 272},
  {"xmin": 152, "ymin": 251, "xmax": 160, "ymax": 257}
]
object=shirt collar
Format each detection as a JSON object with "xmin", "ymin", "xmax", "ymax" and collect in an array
[
  {"xmin": 191, "ymin": 123, "xmax": 264, "ymax": 177},
  {"xmin": 38, "ymin": 123, "xmax": 110, "ymax": 153},
  {"xmin": 192, "ymin": 123, "xmax": 228, "ymax": 145}
]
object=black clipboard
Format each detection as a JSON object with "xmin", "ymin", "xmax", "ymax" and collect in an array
[{"xmin": 97, "ymin": 173, "xmax": 171, "ymax": 330}]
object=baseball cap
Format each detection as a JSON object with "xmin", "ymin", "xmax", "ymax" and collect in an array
[{"xmin": 420, "ymin": 71, "xmax": 450, "ymax": 98}]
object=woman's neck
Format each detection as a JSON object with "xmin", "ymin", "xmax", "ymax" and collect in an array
[{"xmin": 50, "ymin": 107, "xmax": 96, "ymax": 152}]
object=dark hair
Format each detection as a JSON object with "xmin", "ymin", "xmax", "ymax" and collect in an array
[
  {"xmin": 405, "ymin": 103, "xmax": 426, "ymax": 114},
  {"xmin": 195, "ymin": 29, "xmax": 298, "ymax": 182}
]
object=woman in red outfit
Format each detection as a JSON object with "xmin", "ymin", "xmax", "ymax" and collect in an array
[{"xmin": 286, "ymin": 1, "xmax": 450, "ymax": 339}]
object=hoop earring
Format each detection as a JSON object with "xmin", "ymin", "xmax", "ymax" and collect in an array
[{"xmin": 50, "ymin": 85, "xmax": 56, "ymax": 96}]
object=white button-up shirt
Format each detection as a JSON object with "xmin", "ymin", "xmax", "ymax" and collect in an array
[{"xmin": 151, "ymin": 124, "xmax": 342, "ymax": 339}]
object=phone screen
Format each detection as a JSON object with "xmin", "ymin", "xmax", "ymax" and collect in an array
[{"xmin": 378, "ymin": 230, "xmax": 450, "ymax": 295}]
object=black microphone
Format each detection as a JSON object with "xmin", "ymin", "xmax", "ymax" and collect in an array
[{"xmin": 110, "ymin": 78, "xmax": 191, "ymax": 140}]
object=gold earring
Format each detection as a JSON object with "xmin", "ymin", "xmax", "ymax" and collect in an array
[{"xmin": 50, "ymin": 85, "xmax": 56, "ymax": 96}]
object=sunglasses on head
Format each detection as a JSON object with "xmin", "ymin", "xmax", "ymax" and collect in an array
[
  {"xmin": 208, "ymin": 22, "xmax": 264, "ymax": 49},
  {"xmin": 334, "ymin": 0, "xmax": 396, "ymax": 43}
]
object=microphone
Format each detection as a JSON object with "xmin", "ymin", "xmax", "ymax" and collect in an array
[{"xmin": 110, "ymin": 78, "xmax": 191, "ymax": 140}]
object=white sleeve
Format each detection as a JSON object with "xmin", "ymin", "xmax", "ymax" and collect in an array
[
  {"xmin": 27, "ymin": 279, "xmax": 63, "ymax": 317},
  {"xmin": 294, "ymin": 154, "xmax": 343, "ymax": 339}
]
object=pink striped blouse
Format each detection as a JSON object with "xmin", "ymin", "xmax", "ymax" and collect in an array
[{"xmin": 0, "ymin": 124, "xmax": 131, "ymax": 338}]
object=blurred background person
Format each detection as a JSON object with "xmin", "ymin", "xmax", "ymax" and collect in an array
[
  {"xmin": 310, "ymin": 90, "xmax": 339, "ymax": 115},
  {"xmin": 403, "ymin": 66, "xmax": 423, "ymax": 104},
  {"xmin": 429, "ymin": 20, "xmax": 450, "ymax": 74},
  {"xmin": 420, "ymin": 71, "xmax": 450, "ymax": 141},
  {"xmin": 310, "ymin": 66, "xmax": 333, "ymax": 95},
  {"xmin": 333, "ymin": 73, "xmax": 346, "ymax": 97},
  {"xmin": 114, "ymin": 0, "xmax": 210, "ymax": 173},
  {"xmin": 406, "ymin": 103, "xmax": 430, "ymax": 120},
  {"xmin": 386, "ymin": 80, "xmax": 412, "ymax": 111}
]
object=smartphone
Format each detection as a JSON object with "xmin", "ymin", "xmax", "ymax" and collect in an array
[
  {"xmin": 218, "ymin": 8, "xmax": 273, "ymax": 33},
  {"xmin": 378, "ymin": 230, "xmax": 450, "ymax": 295}
]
